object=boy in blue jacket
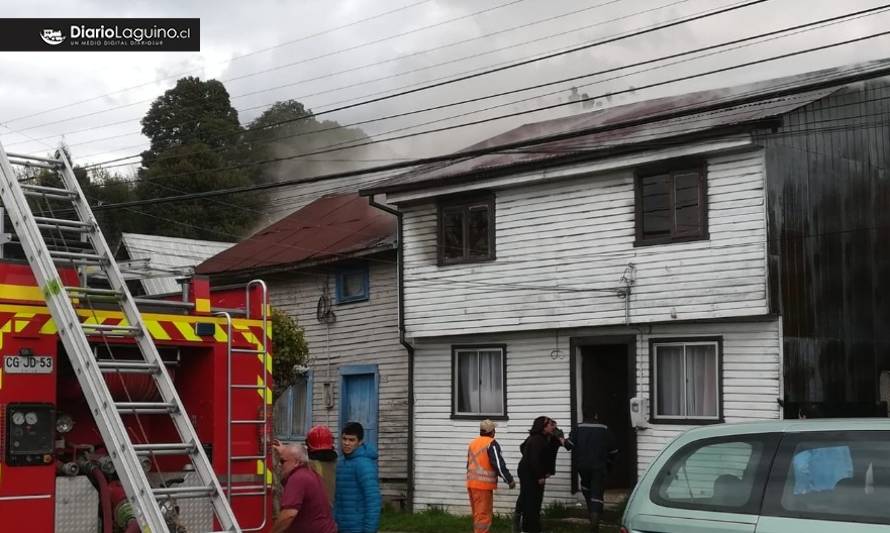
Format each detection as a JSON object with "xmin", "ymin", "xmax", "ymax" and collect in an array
[{"xmin": 334, "ymin": 422, "xmax": 381, "ymax": 533}]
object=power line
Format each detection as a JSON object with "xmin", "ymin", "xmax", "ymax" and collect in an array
[
  {"xmin": 79, "ymin": 31, "xmax": 890, "ymax": 208},
  {"xmin": 3, "ymin": 0, "xmax": 528, "ymax": 137},
  {"xmin": 85, "ymin": 4, "xmax": 890, "ymax": 178},
  {"xmin": 0, "ymin": 0, "xmax": 435, "ymax": 125},
  {"xmin": 12, "ymin": 0, "xmax": 762, "ymax": 158},
  {"xmin": 19, "ymin": 0, "xmax": 684, "ymax": 158}
]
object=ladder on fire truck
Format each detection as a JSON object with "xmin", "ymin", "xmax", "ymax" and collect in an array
[{"xmin": 0, "ymin": 143, "xmax": 242, "ymax": 533}]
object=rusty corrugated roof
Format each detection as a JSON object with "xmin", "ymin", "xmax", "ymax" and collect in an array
[
  {"xmin": 197, "ymin": 193, "xmax": 395, "ymax": 275},
  {"xmin": 364, "ymin": 59, "xmax": 890, "ymax": 195}
]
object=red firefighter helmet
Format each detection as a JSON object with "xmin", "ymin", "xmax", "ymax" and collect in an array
[{"xmin": 306, "ymin": 425, "xmax": 335, "ymax": 451}]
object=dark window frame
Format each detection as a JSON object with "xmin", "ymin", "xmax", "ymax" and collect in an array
[
  {"xmin": 437, "ymin": 192, "xmax": 496, "ymax": 266},
  {"xmin": 335, "ymin": 264, "xmax": 370, "ymax": 304},
  {"xmin": 761, "ymin": 430, "xmax": 890, "ymax": 526},
  {"xmin": 649, "ymin": 432, "xmax": 781, "ymax": 515},
  {"xmin": 634, "ymin": 159, "xmax": 709, "ymax": 246},
  {"xmin": 649, "ymin": 336, "xmax": 723, "ymax": 425},
  {"xmin": 450, "ymin": 344, "xmax": 508, "ymax": 420}
]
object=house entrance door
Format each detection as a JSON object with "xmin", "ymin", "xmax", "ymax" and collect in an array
[{"xmin": 577, "ymin": 341, "xmax": 636, "ymax": 490}]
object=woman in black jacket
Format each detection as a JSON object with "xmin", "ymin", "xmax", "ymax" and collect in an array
[{"xmin": 513, "ymin": 416, "xmax": 570, "ymax": 533}]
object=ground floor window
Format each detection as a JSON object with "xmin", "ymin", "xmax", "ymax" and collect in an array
[
  {"xmin": 651, "ymin": 338, "xmax": 721, "ymax": 423},
  {"xmin": 452, "ymin": 345, "xmax": 506, "ymax": 418}
]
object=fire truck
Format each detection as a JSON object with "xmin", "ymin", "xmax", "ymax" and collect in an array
[{"xmin": 0, "ymin": 146, "xmax": 274, "ymax": 532}]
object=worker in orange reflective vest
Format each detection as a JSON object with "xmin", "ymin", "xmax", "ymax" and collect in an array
[{"xmin": 467, "ymin": 419, "xmax": 516, "ymax": 533}]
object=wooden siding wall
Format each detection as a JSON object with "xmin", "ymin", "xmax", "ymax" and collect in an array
[
  {"xmin": 401, "ymin": 149, "xmax": 770, "ymax": 338},
  {"xmin": 762, "ymin": 80, "xmax": 890, "ymax": 416},
  {"xmin": 267, "ymin": 257, "xmax": 410, "ymax": 501},
  {"xmin": 412, "ymin": 319, "xmax": 781, "ymax": 513}
]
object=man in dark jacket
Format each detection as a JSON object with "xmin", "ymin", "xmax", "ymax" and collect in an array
[
  {"xmin": 570, "ymin": 415, "xmax": 618, "ymax": 533},
  {"xmin": 334, "ymin": 422, "xmax": 381, "ymax": 533},
  {"xmin": 514, "ymin": 416, "xmax": 571, "ymax": 533}
]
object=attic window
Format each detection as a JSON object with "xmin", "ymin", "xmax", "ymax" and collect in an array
[
  {"xmin": 635, "ymin": 161, "xmax": 708, "ymax": 246},
  {"xmin": 438, "ymin": 193, "xmax": 495, "ymax": 265},
  {"xmin": 335, "ymin": 265, "xmax": 369, "ymax": 304}
]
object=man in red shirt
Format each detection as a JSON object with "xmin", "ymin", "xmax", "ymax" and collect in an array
[{"xmin": 272, "ymin": 442, "xmax": 338, "ymax": 533}]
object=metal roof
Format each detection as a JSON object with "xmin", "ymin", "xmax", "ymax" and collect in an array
[
  {"xmin": 119, "ymin": 233, "xmax": 235, "ymax": 295},
  {"xmin": 364, "ymin": 59, "xmax": 890, "ymax": 195},
  {"xmin": 196, "ymin": 193, "xmax": 396, "ymax": 276}
]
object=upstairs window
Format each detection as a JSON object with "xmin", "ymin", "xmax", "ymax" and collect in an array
[
  {"xmin": 438, "ymin": 194, "xmax": 495, "ymax": 265},
  {"xmin": 635, "ymin": 162, "xmax": 707, "ymax": 245},
  {"xmin": 336, "ymin": 265, "xmax": 369, "ymax": 304}
]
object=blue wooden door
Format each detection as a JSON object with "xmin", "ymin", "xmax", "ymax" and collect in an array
[{"xmin": 340, "ymin": 366, "xmax": 379, "ymax": 450}]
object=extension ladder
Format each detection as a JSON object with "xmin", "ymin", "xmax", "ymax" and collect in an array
[{"xmin": 0, "ymin": 143, "xmax": 241, "ymax": 533}]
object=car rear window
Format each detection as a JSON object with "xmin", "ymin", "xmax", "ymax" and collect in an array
[
  {"xmin": 763, "ymin": 431, "xmax": 890, "ymax": 525},
  {"xmin": 650, "ymin": 433, "xmax": 778, "ymax": 514}
]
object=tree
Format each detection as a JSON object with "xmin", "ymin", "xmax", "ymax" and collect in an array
[
  {"xmin": 140, "ymin": 77, "xmax": 242, "ymax": 168},
  {"xmin": 270, "ymin": 308, "xmax": 309, "ymax": 401},
  {"xmin": 135, "ymin": 143, "xmax": 263, "ymax": 240},
  {"xmin": 137, "ymin": 77, "xmax": 265, "ymax": 239}
]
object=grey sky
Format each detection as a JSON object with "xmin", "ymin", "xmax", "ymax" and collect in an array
[{"xmin": 0, "ymin": 0, "xmax": 888, "ymax": 174}]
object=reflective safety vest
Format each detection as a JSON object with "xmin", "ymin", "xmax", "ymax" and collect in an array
[{"xmin": 467, "ymin": 436, "xmax": 498, "ymax": 490}]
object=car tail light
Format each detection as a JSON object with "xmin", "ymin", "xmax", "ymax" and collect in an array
[{"xmin": 619, "ymin": 528, "xmax": 629, "ymax": 533}]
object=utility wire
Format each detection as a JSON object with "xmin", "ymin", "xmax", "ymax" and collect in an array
[
  {"xmin": 0, "ymin": 0, "xmax": 435, "ymax": 125},
  {"xmin": 3, "ymin": 0, "xmax": 528, "ymax": 136},
  {"xmin": 82, "ymin": 4, "xmax": 890, "ymax": 175},
  {"xmin": 15, "ymin": 0, "xmax": 686, "ymax": 155},
  {"xmin": 11, "ymin": 0, "xmax": 763, "ymax": 156},
  {"xmin": 81, "ymin": 31, "xmax": 890, "ymax": 209}
]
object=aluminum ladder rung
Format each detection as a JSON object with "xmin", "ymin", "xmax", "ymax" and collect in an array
[
  {"xmin": 82, "ymin": 323, "xmax": 141, "ymax": 337},
  {"xmin": 231, "ymin": 384, "xmax": 265, "ymax": 390},
  {"xmin": 231, "ymin": 419, "xmax": 265, "ymax": 425},
  {"xmin": 50, "ymin": 250, "xmax": 104, "ymax": 262},
  {"xmin": 231, "ymin": 455, "xmax": 265, "ymax": 461},
  {"xmin": 66, "ymin": 286, "xmax": 123, "ymax": 297},
  {"xmin": 153, "ymin": 486, "xmax": 216, "ymax": 498},
  {"xmin": 20, "ymin": 183, "xmax": 77, "ymax": 200},
  {"xmin": 115, "ymin": 402, "xmax": 177, "ymax": 414},
  {"xmin": 232, "ymin": 347, "xmax": 262, "ymax": 354},
  {"xmin": 133, "ymin": 443, "xmax": 195, "ymax": 456},
  {"xmin": 9, "ymin": 159, "xmax": 60, "ymax": 170},
  {"xmin": 32, "ymin": 215, "xmax": 91, "ymax": 229},
  {"xmin": 6, "ymin": 152, "xmax": 64, "ymax": 165},
  {"xmin": 96, "ymin": 360, "xmax": 159, "ymax": 373},
  {"xmin": 35, "ymin": 222, "xmax": 92, "ymax": 233}
]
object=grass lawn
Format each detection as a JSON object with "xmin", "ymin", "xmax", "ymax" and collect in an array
[{"xmin": 379, "ymin": 506, "xmax": 621, "ymax": 532}]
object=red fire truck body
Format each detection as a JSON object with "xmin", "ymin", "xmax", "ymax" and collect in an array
[{"xmin": 0, "ymin": 261, "xmax": 274, "ymax": 532}]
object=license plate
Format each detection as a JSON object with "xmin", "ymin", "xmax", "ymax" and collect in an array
[{"xmin": 3, "ymin": 355, "xmax": 53, "ymax": 374}]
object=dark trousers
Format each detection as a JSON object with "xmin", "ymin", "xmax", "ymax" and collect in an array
[
  {"xmin": 515, "ymin": 474, "xmax": 545, "ymax": 533},
  {"xmin": 578, "ymin": 468, "xmax": 607, "ymax": 514}
]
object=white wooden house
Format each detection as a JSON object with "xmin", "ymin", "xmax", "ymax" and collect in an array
[
  {"xmin": 198, "ymin": 193, "xmax": 411, "ymax": 505},
  {"xmin": 360, "ymin": 61, "xmax": 890, "ymax": 513}
]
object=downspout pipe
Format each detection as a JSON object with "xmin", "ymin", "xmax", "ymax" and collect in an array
[{"xmin": 368, "ymin": 194, "xmax": 416, "ymax": 511}]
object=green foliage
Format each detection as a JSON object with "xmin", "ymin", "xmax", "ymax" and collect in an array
[
  {"xmin": 135, "ymin": 76, "xmax": 266, "ymax": 239},
  {"xmin": 140, "ymin": 76, "xmax": 242, "ymax": 167},
  {"xmin": 271, "ymin": 308, "xmax": 309, "ymax": 400},
  {"xmin": 135, "ymin": 143, "xmax": 263, "ymax": 239}
]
